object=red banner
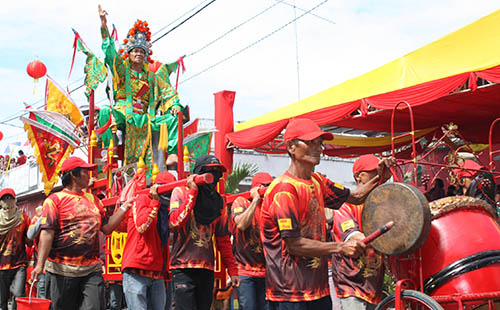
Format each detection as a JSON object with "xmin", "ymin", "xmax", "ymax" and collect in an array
[{"xmin": 24, "ymin": 123, "xmax": 74, "ymax": 195}]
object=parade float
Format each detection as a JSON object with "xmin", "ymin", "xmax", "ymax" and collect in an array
[{"xmin": 12, "ymin": 5, "xmax": 500, "ymax": 309}]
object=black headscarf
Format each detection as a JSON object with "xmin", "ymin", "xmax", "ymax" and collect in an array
[{"xmin": 192, "ymin": 155, "xmax": 225, "ymax": 225}]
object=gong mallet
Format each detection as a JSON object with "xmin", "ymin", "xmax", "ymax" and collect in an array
[{"xmin": 362, "ymin": 220, "xmax": 395, "ymax": 245}]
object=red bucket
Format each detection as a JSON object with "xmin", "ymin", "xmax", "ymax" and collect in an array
[{"xmin": 15, "ymin": 297, "xmax": 51, "ymax": 310}]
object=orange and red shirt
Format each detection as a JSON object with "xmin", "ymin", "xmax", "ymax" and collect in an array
[
  {"xmin": 0, "ymin": 212, "xmax": 29, "ymax": 270},
  {"xmin": 332, "ymin": 203, "xmax": 385, "ymax": 305},
  {"xmin": 40, "ymin": 189, "xmax": 108, "ymax": 268},
  {"xmin": 261, "ymin": 171, "xmax": 349, "ymax": 302},
  {"xmin": 230, "ymin": 197, "xmax": 265, "ymax": 278},
  {"xmin": 169, "ymin": 186, "xmax": 230, "ymax": 271}
]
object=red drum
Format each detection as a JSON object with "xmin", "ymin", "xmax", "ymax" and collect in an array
[{"xmin": 391, "ymin": 196, "xmax": 500, "ymax": 309}]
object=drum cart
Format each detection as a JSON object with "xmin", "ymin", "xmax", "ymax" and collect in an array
[{"xmin": 368, "ymin": 103, "xmax": 500, "ymax": 310}]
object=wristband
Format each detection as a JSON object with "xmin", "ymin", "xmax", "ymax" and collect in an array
[{"xmin": 120, "ymin": 205, "xmax": 129, "ymax": 212}]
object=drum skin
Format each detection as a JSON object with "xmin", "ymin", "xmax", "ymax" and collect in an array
[
  {"xmin": 421, "ymin": 199, "xmax": 500, "ymax": 297},
  {"xmin": 362, "ymin": 182, "xmax": 431, "ymax": 256}
]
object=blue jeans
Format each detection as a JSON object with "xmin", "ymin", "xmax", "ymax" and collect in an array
[
  {"xmin": 123, "ymin": 271, "xmax": 166, "ymax": 310},
  {"xmin": 237, "ymin": 275, "xmax": 267, "ymax": 310},
  {"xmin": 109, "ymin": 283, "xmax": 124, "ymax": 310},
  {"xmin": 37, "ymin": 273, "xmax": 46, "ymax": 299}
]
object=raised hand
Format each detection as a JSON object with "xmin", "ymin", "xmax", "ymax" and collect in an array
[{"xmin": 98, "ymin": 4, "xmax": 108, "ymax": 27}]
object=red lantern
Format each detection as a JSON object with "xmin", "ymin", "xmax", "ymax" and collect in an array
[
  {"xmin": 148, "ymin": 60, "xmax": 163, "ymax": 73},
  {"xmin": 26, "ymin": 60, "xmax": 47, "ymax": 80}
]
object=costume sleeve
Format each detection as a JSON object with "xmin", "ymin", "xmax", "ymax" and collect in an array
[
  {"xmin": 169, "ymin": 187, "xmax": 198, "ymax": 228},
  {"xmin": 316, "ymin": 173, "xmax": 350, "ymax": 210},
  {"xmin": 215, "ymin": 234, "xmax": 238, "ymax": 276},
  {"xmin": 40, "ymin": 195, "xmax": 59, "ymax": 231},
  {"xmin": 333, "ymin": 204, "xmax": 361, "ymax": 242},
  {"xmin": 154, "ymin": 62, "xmax": 182, "ymax": 114},
  {"xmin": 131, "ymin": 194, "xmax": 161, "ymax": 234},
  {"xmin": 270, "ymin": 185, "xmax": 301, "ymax": 239},
  {"xmin": 101, "ymin": 27, "xmax": 125, "ymax": 78}
]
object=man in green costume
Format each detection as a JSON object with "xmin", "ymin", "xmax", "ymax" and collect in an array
[{"xmin": 98, "ymin": 5, "xmax": 182, "ymax": 173}]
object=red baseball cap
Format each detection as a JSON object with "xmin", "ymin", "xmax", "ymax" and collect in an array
[
  {"xmin": 353, "ymin": 154, "xmax": 379, "ymax": 174},
  {"xmin": 0, "ymin": 188, "xmax": 16, "ymax": 199},
  {"xmin": 251, "ymin": 172, "xmax": 273, "ymax": 188},
  {"xmin": 154, "ymin": 171, "xmax": 177, "ymax": 185},
  {"xmin": 60, "ymin": 156, "xmax": 97, "ymax": 173},
  {"xmin": 454, "ymin": 160, "xmax": 483, "ymax": 179},
  {"xmin": 283, "ymin": 118, "xmax": 333, "ymax": 142}
]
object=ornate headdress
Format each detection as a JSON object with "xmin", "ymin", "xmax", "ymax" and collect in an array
[{"xmin": 119, "ymin": 20, "xmax": 153, "ymax": 63}]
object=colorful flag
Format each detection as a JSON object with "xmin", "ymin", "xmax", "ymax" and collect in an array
[
  {"xmin": 21, "ymin": 111, "xmax": 82, "ymax": 195},
  {"xmin": 45, "ymin": 76, "xmax": 84, "ymax": 126},
  {"xmin": 183, "ymin": 129, "xmax": 216, "ymax": 171},
  {"xmin": 183, "ymin": 118, "xmax": 199, "ymax": 138}
]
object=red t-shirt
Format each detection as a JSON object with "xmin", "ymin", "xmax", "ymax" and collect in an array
[
  {"xmin": 41, "ymin": 189, "xmax": 108, "ymax": 267},
  {"xmin": 122, "ymin": 194, "xmax": 163, "ymax": 274},
  {"xmin": 17, "ymin": 155, "xmax": 27, "ymax": 166},
  {"xmin": 169, "ymin": 186, "xmax": 230, "ymax": 271},
  {"xmin": 0, "ymin": 212, "xmax": 29, "ymax": 270},
  {"xmin": 231, "ymin": 197, "xmax": 265, "ymax": 278},
  {"xmin": 261, "ymin": 171, "xmax": 349, "ymax": 302},
  {"xmin": 332, "ymin": 203, "xmax": 385, "ymax": 305}
]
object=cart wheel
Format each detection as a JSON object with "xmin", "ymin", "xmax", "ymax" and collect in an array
[{"xmin": 375, "ymin": 290, "xmax": 443, "ymax": 310}]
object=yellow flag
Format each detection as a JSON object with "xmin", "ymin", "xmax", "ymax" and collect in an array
[{"xmin": 45, "ymin": 76, "xmax": 84, "ymax": 126}]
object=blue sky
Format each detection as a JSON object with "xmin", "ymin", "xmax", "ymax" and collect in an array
[{"xmin": 0, "ymin": 0, "xmax": 499, "ymax": 153}]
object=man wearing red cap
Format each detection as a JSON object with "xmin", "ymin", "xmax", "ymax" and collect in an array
[
  {"xmin": 169, "ymin": 155, "xmax": 240, "ymax": 310},
  {"xmin": 0, "ymin": 188, "xmax": 31, "ymax": 310},
  {"xmin": 31, "ymin": 156, "xmax": 135, "ymax": 310},
  {"xmin": 121, "ymin": 171, "xmax": 176, "ymax": 310},
  {"xmin": 261, "ymin": 119, "xmax": 394, "ymax": 310},
  {"xmin": 231, "ymin": 172, "xmax": 273, "ymax": 310},
  {"xmin": 331, "ymin": 154, "xmax": 392, "ymax": 310}
]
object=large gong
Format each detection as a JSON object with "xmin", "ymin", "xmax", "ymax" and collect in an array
[{"xmin": 361, "ymin": 182, "xmax": 431, "ymax": 256}]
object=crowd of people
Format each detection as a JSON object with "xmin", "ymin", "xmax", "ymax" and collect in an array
[
  {"xmin": 0, "ymin": 151, "xmax": 28, "ymax": 173},
  {"xmin": 0, "ymin": 118, "xmax": 499, "ymax": 310}
]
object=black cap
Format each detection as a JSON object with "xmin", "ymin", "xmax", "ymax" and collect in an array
[{"xmin": 193, "ymin": 155, "xmax": 226, "ymax": 174}]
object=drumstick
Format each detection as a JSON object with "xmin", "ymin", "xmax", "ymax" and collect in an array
[{"xmin": 362, "ymin": 221, "xmax": 394, "ymax": 245}]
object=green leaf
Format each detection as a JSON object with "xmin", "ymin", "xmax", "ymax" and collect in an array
[{"xmin": 224, "ymin": 162, "xmax": 259, "ymax": 194}]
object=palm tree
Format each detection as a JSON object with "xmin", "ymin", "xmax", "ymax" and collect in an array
[{"xmin": 224, "ymin": 162, "xmax": 259, "ymax": 194}]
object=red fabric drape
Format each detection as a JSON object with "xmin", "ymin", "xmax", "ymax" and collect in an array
[
  {"xmin": 365, "ymin": 73, "xmax": 469, "ymax": 109},
  {"xmin": 227, "ymin": 101, "xmax": 359, "ymax": 149},
  {"xmin": 298, "ymin": 101, "xmax": 360, "ymax": 125},
  {"xmin": 476, "ymin": 64, "xmax": 500, "ymax": 83},
  {"xmin": 227, "ymin": 119, "xmax": 288, "ymax": 149},
  {"xmin": 214, "ymin": 91, "xmax": 236, "ymax": 174}
]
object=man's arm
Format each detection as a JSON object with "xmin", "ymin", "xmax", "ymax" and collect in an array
[
  {"xmin": 285, "ymin": 237, "xmax": 365, "ymax": 258},
  {"xmin": 170, "ymin": 175, "xmax": 198, "ymax": 229},
  {"xmin": 27, "ymin": 217, "xmax": 42, "ymax": 241},
  {"xmin": 101, "ymin": 196, "xmax": 135, "ymax": 235},
  {"xmin": 30, "ymin": 229, "xmax": 54, "ymax": 282},
  {"xmin": 346, "ymin": 175, "xmax": 380, "ymax": 204},
  {"xmin": 233, "ymin": 187, "xmax": 261, "ymax": 231}
]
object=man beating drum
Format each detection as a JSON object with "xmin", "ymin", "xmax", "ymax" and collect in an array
[
  {"xmin": 260, "ymin": 119, "xmax": 395, "ymax": 310},
  {"xmin": 331, "ymin": 154, "xmax": 394, "ymax": 310}
]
